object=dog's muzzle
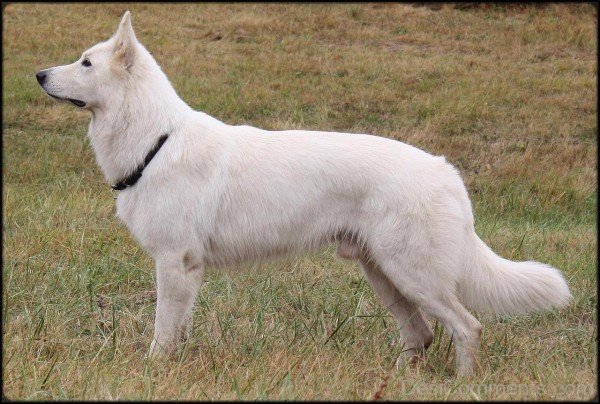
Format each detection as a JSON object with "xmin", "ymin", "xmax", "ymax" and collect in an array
[{"xmin": 36, "ymin": 69, "xmax": 86, "ymax": 108}]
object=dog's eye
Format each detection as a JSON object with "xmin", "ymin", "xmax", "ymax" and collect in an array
[{"xmin": 82, "ymin": 58, "xmax": 92, "ymax": 67}]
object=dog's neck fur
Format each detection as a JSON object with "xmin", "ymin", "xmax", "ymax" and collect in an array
[{"xmin": 86, "ymin": 48, "xmax": 193, "ymax": 184}]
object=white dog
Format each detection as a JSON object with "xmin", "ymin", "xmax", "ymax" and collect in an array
[{"xmin": 37, "ymin": 11, "xmax": 571, "ymax": 375}]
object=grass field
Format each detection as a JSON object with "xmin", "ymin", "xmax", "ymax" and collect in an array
[{"xmin": 2, "ymin": 3, "xmax": 597, "ymax": 400}]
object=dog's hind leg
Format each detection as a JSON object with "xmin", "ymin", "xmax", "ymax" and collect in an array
[
  {"xmin": 148, "ymin": 253, "xmax": 204, "ymax": 357},
  {"xmin": 374, "ymin": 254, "xmax": 483, "ymax": 376},
  {"xmin": 366, "ymin": 196, "xmax": 483, "ymax": 375},
  {"xmin": 420, "ymin": 293, "xmax": 482, "ymax": 376},
  {"xmin": 359, "ymin": 257, "xmax": 433, "ymax": 365}
]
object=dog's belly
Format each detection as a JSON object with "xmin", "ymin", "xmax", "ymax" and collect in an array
[{"xmin": 201, "ymin": 193, "xmax": 365, "ymax": 268}]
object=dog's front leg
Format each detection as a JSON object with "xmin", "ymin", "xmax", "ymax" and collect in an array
[{"xmin": 148, "ymin": 254, "xmax": 203, "ymax": 357}]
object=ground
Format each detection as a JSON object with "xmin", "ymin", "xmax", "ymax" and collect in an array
[{"xmin": 2, "ymin": 3, "xmax": 597, "ymax": 400}]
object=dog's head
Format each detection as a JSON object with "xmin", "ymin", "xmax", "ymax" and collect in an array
[{"xmin": 36, "ymin": 11, "xmax": 143, "ymax": 111}]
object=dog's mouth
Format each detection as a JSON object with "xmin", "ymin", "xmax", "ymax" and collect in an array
[{"xmin": 48, "ymin": 93, "xmax": 86, "ymax": 108}]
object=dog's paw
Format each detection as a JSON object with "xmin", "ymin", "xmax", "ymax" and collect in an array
[
  {"xmin": 147, "ymin": 339, "xmax": 169, "ymax": 359},
  {"xmin": 395, "ymin": 349, "xmax": 432, "ymax": 373}
]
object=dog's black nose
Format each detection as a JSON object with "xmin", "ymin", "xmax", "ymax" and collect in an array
[{"xmin": 36, "ymin": 70, "xmax": 47, "ymax": 85}]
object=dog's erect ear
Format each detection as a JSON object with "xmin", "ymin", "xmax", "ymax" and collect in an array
[{"xmin": 113, "ymin": 11, "xmax": 137, "ymax": 69}]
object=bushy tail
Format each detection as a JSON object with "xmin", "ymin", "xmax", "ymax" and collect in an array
[{"xmin": 459, "ymin": 232, "xmax": 571, "ymax": 314}]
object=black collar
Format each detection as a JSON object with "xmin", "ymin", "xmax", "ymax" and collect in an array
[{"xmin": 111, "ymin": 134, "xmax": 169, "ymax": 191}]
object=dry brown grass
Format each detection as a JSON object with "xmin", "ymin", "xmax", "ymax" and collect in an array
[{"xmin": 3, "ymin": 3, "xmax": 597, "ymax": 400}]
